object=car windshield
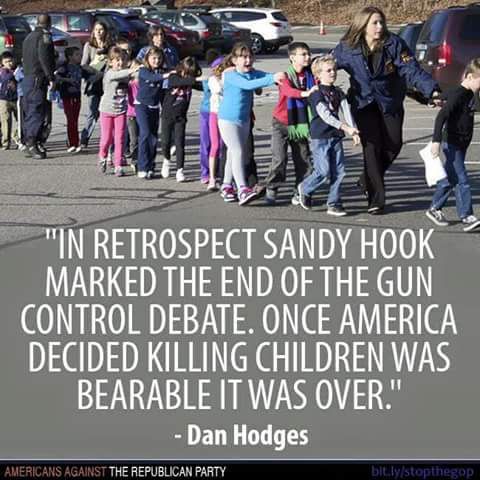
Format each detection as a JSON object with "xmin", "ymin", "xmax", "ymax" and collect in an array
[{"xmin": 4, "ymin": 17, "xmax": 30, "ymax": 33}]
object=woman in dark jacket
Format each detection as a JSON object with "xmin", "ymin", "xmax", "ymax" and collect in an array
[{"xmin": 333, "ymin": 6, "xmax": 440, "ymax": 214}]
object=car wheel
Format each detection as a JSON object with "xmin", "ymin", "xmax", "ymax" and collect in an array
[{"xmin": 251, "ymin": 34, "xmax": 264, "ymax": 54}]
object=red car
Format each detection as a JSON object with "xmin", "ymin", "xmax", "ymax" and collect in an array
[{"xmin": 24, "ymin": 12, "xmax": 94, "ymax": 46}]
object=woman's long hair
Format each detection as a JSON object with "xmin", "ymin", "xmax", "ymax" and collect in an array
[
  {"xmin": 89, "ymin": 21, "xmax": 113, "ymax": 49},
  {"xmin": 341, "ymin": 6, "xmax": 389, "ymax": 49}
]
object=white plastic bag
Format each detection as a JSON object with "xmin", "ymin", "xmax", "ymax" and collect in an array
[{"xmin": 419, "ymin": 142, "xmax": 447, "ymax": 187}]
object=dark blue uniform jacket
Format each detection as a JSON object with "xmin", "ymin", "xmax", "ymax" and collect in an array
[{"xmin": 333, "ymin": 34, "xmax": 438, "ymax": 115}]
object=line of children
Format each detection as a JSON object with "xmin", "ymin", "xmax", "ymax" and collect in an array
[{"xmin": 5, "ymin": 37, "xmax": 479, "ymax": 232}]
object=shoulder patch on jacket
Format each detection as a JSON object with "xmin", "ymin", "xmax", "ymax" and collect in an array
[{"xmin": 400, "ymin": 51, "xmax": 413, "ymax": 63}]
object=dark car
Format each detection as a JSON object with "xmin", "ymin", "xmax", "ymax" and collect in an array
[
  {"xmin": 397, "ymin": 22, "xmax": 423, "ymax": 54},
  {"xmin": 145, "ymin": 9, "xmax": 223, "ymax": 57},
  {"xmin": 0, "ymin": 15, "xmax": 31, "ymax": 62},
  {"xmin": 23, "ymin": 12, "xmax": 94, "ymax": 46},
  {"xmin": 416, "ymin": 4, "xmax": 480, "ymax": 91},
  {"xmin": 91, "ymin": 10, "xmax": 149, "ymax": 54},
  {"xmin": 143, "ymin": 17, "xmax": 203, "ymax": 59},
  {"xmin": 221, "ymin": 21, "xmax": 251, "ymax": 53}
]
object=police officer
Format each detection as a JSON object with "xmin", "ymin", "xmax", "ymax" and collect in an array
[
  {"xmin": 22, "ymin": 14, "xmax": 55, "ymax": 159},
  {"xmin": 333, "ymin": 6, "xmax": 441, "ymax": 214}
]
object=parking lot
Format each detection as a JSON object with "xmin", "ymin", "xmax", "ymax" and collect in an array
[{"xmin": 0, "ymin": 27, "xmax": 479, "ymax": 249}]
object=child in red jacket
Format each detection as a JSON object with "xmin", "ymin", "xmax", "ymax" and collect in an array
[{"xmin": 262, "ymin": 42, "xmax": 317, "ymax": 205}]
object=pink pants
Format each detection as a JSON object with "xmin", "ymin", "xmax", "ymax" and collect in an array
[
  {"xmin": 99, "ymin": 112, "xmax": 126, "ymax": 167},
  {"xmin": 208, "ymin": 112, "xmax": 223, "ymax": 160}
]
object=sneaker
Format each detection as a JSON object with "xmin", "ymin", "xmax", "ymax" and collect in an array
[
  {"xmin": 114, "ymin": 166, "xmax": 125, "ymax": 177},
  {"xmin": 426, "ymin": 208, "xmax": 449, "ymax": 227},
  {"xmin": 37, "ymin": 143, "xmax": 47, "ymax": 154},
  {"xmin": 1, "ymin": 144, "xmax": 8, "ymax": 151},
  {"xmin": 291, "ymin": 192, "xmax": 300, "ymax": 206},
  {"xmin": 67, "ymin": 146, "xmax": 76, "ymax": 153},
  {"xmin": 297, "ymin": 183, "xmax": 312, "ymax": 210},
  {"xmin": 170, "ymin": 145, "xmax": 176, "ymax": 156},
  {"xmin": 130, "ymin": 163, "xmax": 138, "ymax": 174},
  {"xmin": 161, "ymin": 159, "xmax": 170, "ymax": 178},
  {"xmin": 265, "ymin": 188, "xmax": 277, "ymax": 205},
  {"xmin": 98, "ymin": 158, "xmax": 107, "ymax": 174},
  {"xmin": 18, "ymin": 143, "xmax": 27, "ymax": 151},
  {"xmin": 221, "ymin": 185, "xmax": 237, "ymax": 202},
  {"xmin": 368, "ymin": 206, "xmax": 383, "ymax": 215},
  {"xmin": 137, "ymin": 170, "xmax": 147, "ymax": 179},
  {"xmin": 176, "ymin": 168, "xmax": 185, "ymax": 182},
  {"xmin": 462, "ymin": 215, "xmax": 480, "ymax": 232},
  {"xmin": 238, "ymin": 187, "xmax": 258, "ymax": 206},
  {"xmin": 26, "ymin": 145, "xmax": 46, "ymax": 159},
  {"xmin": 75, "ymin": 146, "xmax": 82, "ymax": 153},
  {"xmin": 200, "ymin": 176, "xmax": 209, "ymax": 184},
  {"xmin": 107, "ymin": 151, "xmax": 114, "ymax": 168},
  {"xmin": 207, "ymin": 179, "xmax": 217, "ymax": 191},
  {"xmin": 327, "ymin": 205, "xmax": 347, "ymax": 217},
  {"xmin": 146, "ymin": 170, "xmax": 154, "ymax": 180}
]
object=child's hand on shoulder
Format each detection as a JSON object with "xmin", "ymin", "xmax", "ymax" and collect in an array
[
  {"xmin": 342, "ymin": 125, "xmax": 359, "ymax": 137},
  {"xmin": 274, "ymin": 72, "xmax": 286, "ymax": 83},
  {"xmin": 352, "ymin": 133, "xmax": 361, "ymax": 146},
  {"xmin": 302, "ymin": 85, "xmax": 318, "ymax": 97},
  {"xmin": 431, "ymin": 142, "xmax": 440, "ymax": 158},
  {"xmin": 132, "ymin": 64, "xmax": 142, "ymax": 72}
]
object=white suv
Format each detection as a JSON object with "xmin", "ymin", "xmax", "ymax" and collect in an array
[{"xmin": 210, "ymin": 8, "xmax": 292, "ymax": 54}]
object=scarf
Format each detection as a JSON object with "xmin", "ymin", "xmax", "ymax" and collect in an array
[{"xmin": 286, "ymin": 65, "xmax": 315, "ymax": 140}]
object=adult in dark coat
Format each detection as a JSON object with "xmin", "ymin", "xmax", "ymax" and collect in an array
[
  {"xmin": 333, "ymin": 6, "xmax": 441, "ymax": 213},
  {"xmin": 22, "ymin": 14, "xmax": 55, "ymax": 159}
]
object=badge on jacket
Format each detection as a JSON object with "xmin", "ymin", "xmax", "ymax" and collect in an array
[
  {"xmin": 400, "ymin": 51, "xmax": 413, "ymax": 63},
  {"xmin": 384, "ymin": 59, "xmax": 395, "ymax": 74}
]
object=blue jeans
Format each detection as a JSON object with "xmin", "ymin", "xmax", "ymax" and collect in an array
[
  {"xmin": 302, "ymin": 137, "xmax": 345, "ymax": 206},
  {"xmin": 431, "ymin": 143, "xmax": 473, "ymax": 220},
  {"xmin": 136, "ymin": 104, "xmax": 160, "ymax": 173},
  {"xmin": 80, "ymin": 94, "xmax": 100, "ymax": 146}
]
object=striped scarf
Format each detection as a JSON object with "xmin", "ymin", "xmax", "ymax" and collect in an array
[{"xmin": 286, "ymin": 65, "xmax": 315, "ymax": 140}]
